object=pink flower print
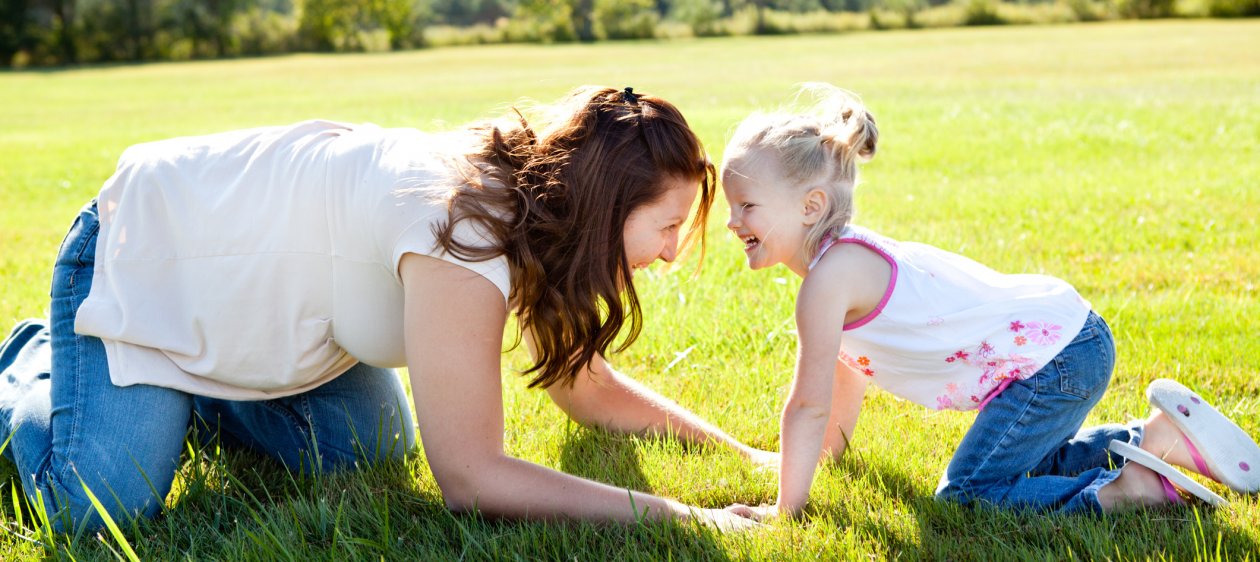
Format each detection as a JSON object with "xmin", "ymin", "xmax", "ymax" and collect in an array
[
  {"xmin": 1009, "ymin": 320, "xmax": 1025, "ymax": 333},
  {"xmin": 970, "ymin": 395, "xmax": 980, "ymax": 403},
  {"xmin": 839, "ymin": 351, "xmax": 863, "ymax": 371},
  {"xmin": 936, "ymin": 395, "xmax": 954, "ymax": 410},
  {"xmin": 954, "ymin": 350, "xmax": 970, "ymax": 361},
  {"xmin": 1023, "ymin": 322, "xmax": 1062, "ymax": 346},
  {"xmin": 945, "ymin": 383, "xmax": 959, "ymax": 393},
  {"xmin": 862, "ymin": 368, "xmax": 875, "ymax": 377},
  {"xmin": 945, "ymin": 356, "xmax": 956, "ymax": 363},
  {"xmin": 977, "ymin": 341, "xmax": 995, "ymax": 357},
  {"xmin": 1014, "ymin": 335, "xmax": 1027, "ymax": 346}
]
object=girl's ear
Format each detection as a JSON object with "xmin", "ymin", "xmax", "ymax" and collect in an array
[{"xmin": 802, "ymin": 188, "xmax": 829, "ymax": 226}]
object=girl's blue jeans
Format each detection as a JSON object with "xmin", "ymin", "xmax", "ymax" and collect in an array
[
  {"xmin": 935, "ymin": 311, "xmax": 1143, "ymax": 513},
  {"xmin": 0, "ymin": 201, "xmax": 416, "ymax": 531}
]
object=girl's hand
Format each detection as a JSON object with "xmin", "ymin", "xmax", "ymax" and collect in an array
[
  {"xmin": 724, "ymin": 503, "xmax": 780, "ymax": 522},
  {"xmin": 691, "ymin": 507, "xmax": 764, "ymax": 532}
]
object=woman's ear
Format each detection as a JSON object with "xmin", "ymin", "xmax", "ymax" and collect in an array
[{"xmin": 802, "ymin": 188, "xmax": 829, "ymax": 226}]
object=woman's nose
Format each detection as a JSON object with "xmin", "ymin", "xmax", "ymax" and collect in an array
[{"xmin": 660, "ymin": 234, "xmax": 679, "ymax": 263}]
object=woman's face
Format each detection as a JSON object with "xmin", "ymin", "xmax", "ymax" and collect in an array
[{"xmin": 622, "ymin": 175, "xmax": 699, "ymax": 274}]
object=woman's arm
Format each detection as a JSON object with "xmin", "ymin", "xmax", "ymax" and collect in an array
[
  {"xmin": 534, "ymin": 335, "xmax": 775, "ymax": 464},
  {"xmin": 399, "ymin": 253, "xmax": 754, "ymax": 528}
]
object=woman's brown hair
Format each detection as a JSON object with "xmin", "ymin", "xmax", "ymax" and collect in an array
[{"xmin": 433, "ymin": 86, "xmax": 716, "ymax": 389}]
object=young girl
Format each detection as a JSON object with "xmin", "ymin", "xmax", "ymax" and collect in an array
[{"xmin": 721, "ymin": 84, "xmax": 1260, "ymax": 516}]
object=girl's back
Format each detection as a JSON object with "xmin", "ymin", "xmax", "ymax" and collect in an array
[{"xmin": 817, "ymin": 224, "xmax": 1089, "ymax": 411}]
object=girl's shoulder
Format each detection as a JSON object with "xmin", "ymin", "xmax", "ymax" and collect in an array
[
  {"xmin": 810, "ymin": 225, "xmax": 900, "ymax": 273},
  {"xmin": 802, "ymin": 228, "xmax": 896, "ymax": 323}
]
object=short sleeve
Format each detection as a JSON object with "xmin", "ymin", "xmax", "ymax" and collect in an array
[
  {"xmin": 389, "ymin": 214, "xmax": 511, "ymax": 304},
  {"xmin": 365, "ymin": 128, "xmax": 512, "ymax": 304}
]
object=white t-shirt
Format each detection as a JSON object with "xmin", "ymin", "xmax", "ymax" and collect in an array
[
  {"xmin": 812, "ymin": 225, "xmax": 1091, "ymax": 412},
  {"xmin": 75, "ymin": 120, "xmax": 511, "ymax": 399}
]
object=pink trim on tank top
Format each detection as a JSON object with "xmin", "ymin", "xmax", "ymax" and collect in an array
[{"xmin": 836, "ymin": 238, "xmax": 898, "ymax": 331}]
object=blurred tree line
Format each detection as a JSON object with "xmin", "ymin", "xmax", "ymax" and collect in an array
[{"xmin": 3, "ymin": 0, "xmax": 1256, "ymax": 67}]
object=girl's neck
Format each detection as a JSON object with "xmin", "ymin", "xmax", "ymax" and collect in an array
[{"xmin": 786, "ymin": 249, "xmax": 813, "ymax": 278}]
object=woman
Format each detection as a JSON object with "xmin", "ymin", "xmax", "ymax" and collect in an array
[{"xmin": 0, "ymin": 86, "xmax": 767, "ymax": 531}]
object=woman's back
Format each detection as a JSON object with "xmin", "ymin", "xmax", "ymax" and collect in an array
[{"xmin": 76, "ymin": 121, "xmax": 510, "ymax": 399}]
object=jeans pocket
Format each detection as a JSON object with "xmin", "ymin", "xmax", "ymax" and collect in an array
[{"xmin": 1051, "ymin": 318, "xmax": 1113, "ymax": 400}]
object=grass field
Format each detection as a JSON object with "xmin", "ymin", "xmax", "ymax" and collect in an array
[{"xmin": 2, "ymin": 19, "xmax": 1259, "ymax": 561}]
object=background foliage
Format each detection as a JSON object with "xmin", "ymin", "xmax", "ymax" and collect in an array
[
  {"xmin": 1, "ymin": 19, "xmax": 1258, "ymax": 561},
  {"xmin": 3, "ymin": 0, "xmax": 1258, "ymax": 67}
]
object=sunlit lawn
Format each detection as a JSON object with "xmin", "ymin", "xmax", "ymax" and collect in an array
[{"xmin": 1, "ymin": 19, "xmax": 1258, "ymax": 560}]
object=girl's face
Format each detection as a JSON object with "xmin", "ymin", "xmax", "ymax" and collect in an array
[
  {"xmin": 723, "ymin": 154, "xmax": 813, "ymax": 275},
  {"xmin": 622, "ymin": 175, "xmax": 699, "ymax": 274}
]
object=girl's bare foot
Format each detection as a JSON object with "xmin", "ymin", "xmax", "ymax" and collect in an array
[
  {"xmin": 1098, "ymin": 461, "xmax": 1172, "ymax": 511},
  {"xmin": 1139, "ymin": 411, "xmax": 1202, "ymax": 476}
]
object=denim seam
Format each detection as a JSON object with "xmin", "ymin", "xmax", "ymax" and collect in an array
[
  {"xmin": 300, "ymin": 396, "xmax": 319, "ymax": 469},
  {"xmin": 1052, "ymin": 320, "xmax": 1097, "ymax": 400},
  {"xmin": 55, "ymin": 266, "xmax": 89, "ymax": 496}
]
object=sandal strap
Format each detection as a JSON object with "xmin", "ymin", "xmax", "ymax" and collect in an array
[
  {"xmin": 1180, "ymin": 431, "xmax": 1216, "ymax": 481},
  {"xmin": 1157, "ymin": 474, "xmax": 1185, "ymax": 505}
]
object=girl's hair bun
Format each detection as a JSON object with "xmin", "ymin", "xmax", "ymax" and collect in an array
[{"xmin": 807, "ymin": 82, "xmax": 878, "ymax": 168}]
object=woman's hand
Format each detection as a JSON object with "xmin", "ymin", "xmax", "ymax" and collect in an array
[{"xmin": 743, "ymin": 448, "xmax": 781, "ymax": 472}]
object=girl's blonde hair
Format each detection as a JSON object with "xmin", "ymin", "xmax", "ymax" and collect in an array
[{"xmin": 724, "ymin": 83, "xmax": 878, "ymax": 261}]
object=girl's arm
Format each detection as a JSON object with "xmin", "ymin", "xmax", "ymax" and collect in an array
[
  {"xmin": 535, "ymin": 336, "xmax": 776, "ymax": 465},
  {"xmin": 776, "ymin": 273, "xmax": 851, "ymax": 516},
  {"xmin": 399, "ymin": 253, "xmax": 755, "ymax": 529},
  {"xmin": 820, "ymin": 359, "xmax": 869, "ymax": 460}
]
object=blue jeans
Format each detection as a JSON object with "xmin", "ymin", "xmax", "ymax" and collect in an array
[
  {"xmin": 935, "ymin": 312, "xmax": 1143, "ymax": 513},
  {"xmin": 0, "ymin": 201, "xmax": 416, "ymax": 532}
]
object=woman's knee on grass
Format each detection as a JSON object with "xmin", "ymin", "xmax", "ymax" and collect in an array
[{"xmin": 40, "ymin": 461, "xmax": 174, "ymax": 532}]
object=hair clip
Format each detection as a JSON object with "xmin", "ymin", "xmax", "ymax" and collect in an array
[{"xmin": 622, "ymin": 87, "xmax": 639, "ymax": 104}]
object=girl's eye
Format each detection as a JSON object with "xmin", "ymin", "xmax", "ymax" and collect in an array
[{"xmin": 741, "ymin": 203, "xmax": 755, "ymax": 210}]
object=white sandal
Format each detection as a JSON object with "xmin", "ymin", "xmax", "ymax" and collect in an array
[
  {"xmin": 1108, "ymin": 439, "xmax": 1228, "ymax": 507},
  {"xmin": 1147, "ymin": 378, "xmax": 1260, "ymax": 494}
]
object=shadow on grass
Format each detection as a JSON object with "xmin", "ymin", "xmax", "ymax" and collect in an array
[
  {"xmin": 557, "ymin": 427, "xmax": 735, "ymax": 561},
  {"xmin": 912, "ymin": 493, "xmax": 1260, "ymax": 561},
  {"xmin": 38, "ymin": 427, "xmax": 727, "ymax": 560},
  {"xmin": 558, "ymin": 426, "xmax": 653, "ymax": 493},
  {"xmin": 833, "ymin": 455, "xmax": 1260, "ymax": 561}
]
